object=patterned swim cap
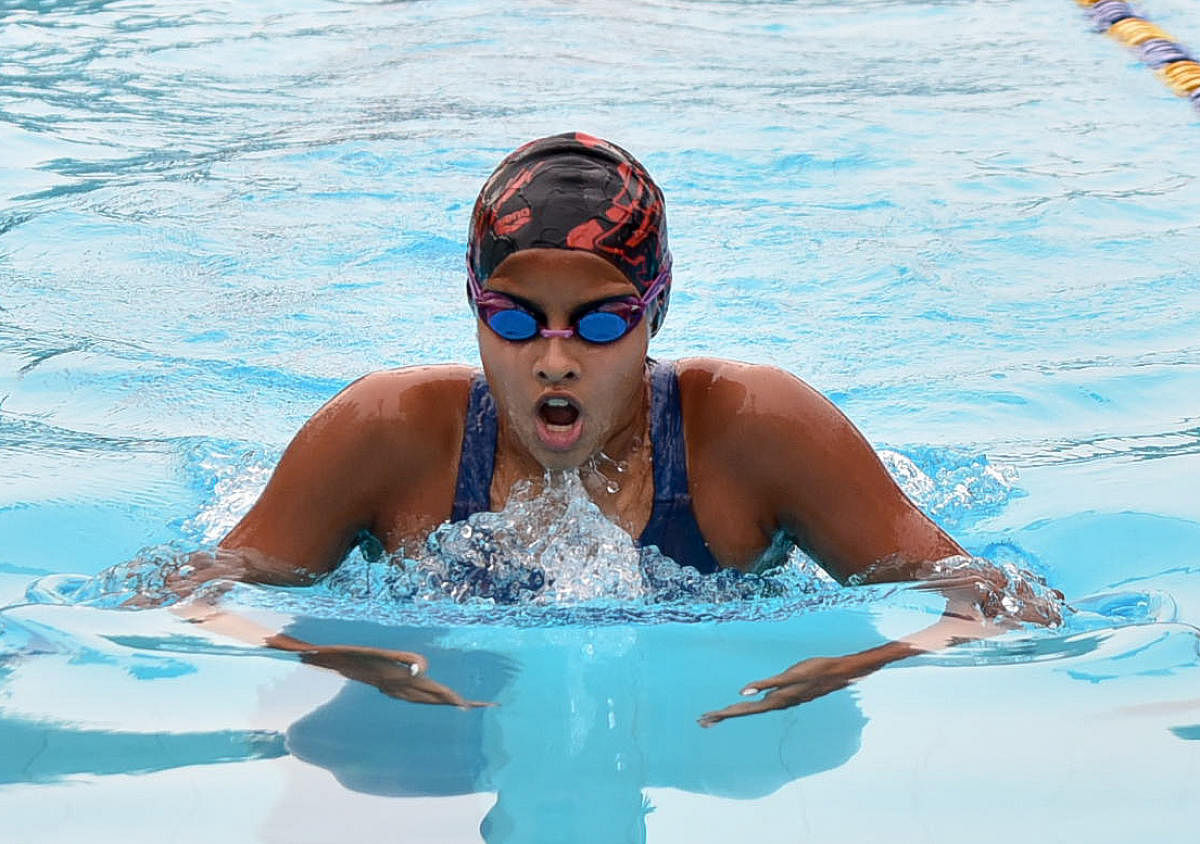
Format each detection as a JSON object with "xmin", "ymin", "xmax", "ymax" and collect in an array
[{"xmin": 467, "ymin": 132, "xmax": 672, "ymax": 335}]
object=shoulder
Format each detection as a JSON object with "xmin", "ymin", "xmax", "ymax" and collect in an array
[
  {"xmin": 334, "ymin": 364, "xmax": 476, "ymax": 426},
  {"xmin": 296, "ymin": 364, "xmax": 476, "ymax": 471},
  {"xmin": 674, "ymin": 357, "xmax": 843, "ymax": 434},
  {"xmin": 673, "ymin": 357, "xmax": 869, "ymax": 477}
]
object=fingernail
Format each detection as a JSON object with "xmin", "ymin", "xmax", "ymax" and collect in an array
[
  {"xmin": 741, "ymin": 687, "xmax": 758, "ymax": 696},
  {"xmin": 409, "ymin": 663, "xmax": 421, "ymax": 676}
]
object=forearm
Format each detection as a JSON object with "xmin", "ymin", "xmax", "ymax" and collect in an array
[
  {"xmin": 136, "ymin": 547, "xmax": 323, "ymax": 609},
  {"xmin": 172, "ymin": 601, "xmax": 427, "ymax": 673},
  {"xmin": 193, "ymin": 546, "xmax": 321, "ymax": 587},
  {"xmin": 171, "ymin": 600, "xmax": 299, "ymax": 649},
  {"xmin": 836, "ymin": 607, "xmax": 1000, "ymax": 679}
]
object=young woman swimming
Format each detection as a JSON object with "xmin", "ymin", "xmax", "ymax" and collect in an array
[{"xmin": 175, "ymin": 132, "xmax": 1060, "ymax": 723}]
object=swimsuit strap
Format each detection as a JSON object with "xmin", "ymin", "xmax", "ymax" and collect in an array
[
  {"xmin": 639, "ymin": 360, "xmax": 721, "ymax": 574},
  {"xmin": 451, "ymin": 372, "xmax": 498, "ymax": 522},
  {"xmin": 449, "ymin": 362, "xmax": 720, "ymax": 574},
  {"xmin": 647, "ymin": 359, "xmax": 686, "ymax": 504}
]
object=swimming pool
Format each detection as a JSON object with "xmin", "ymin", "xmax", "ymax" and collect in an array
[{"xmin": 2, "ymin": 0, "xmax": 1199, "ymax": 840}]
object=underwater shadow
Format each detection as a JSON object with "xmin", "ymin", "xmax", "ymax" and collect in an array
[
  {"xmin": 280, "ymin": 610, "xmax": 875, "ymax": 841},
  {"xmin": 0, "ymin": 711, "xmax": 285, "ymax": 785}
]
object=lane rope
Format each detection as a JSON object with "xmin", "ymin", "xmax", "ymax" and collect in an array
[{"xmin": 1076, "ymin": 1, "xmax": 1200, "ymax": 111}]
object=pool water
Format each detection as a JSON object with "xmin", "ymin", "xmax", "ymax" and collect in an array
[{"xmin": 2, "ymin": 0, "xmax": 1199, "ymax": 841}]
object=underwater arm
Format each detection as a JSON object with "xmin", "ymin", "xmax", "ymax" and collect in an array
[
  {"xmin": 151, "ymin": 372, "xmax": 487, "ymax": 706},
  {"xmin": 699, "ymin": 562, "xmax": 1064, "ymax": 725},
  {"xmin": 168, "ymin": 600, "xmax": 491, "ymax": 708},
  {"xmin": 699, "ymin": 366, "xmax": 1061, "ymax": 725},
  {"xmin": 699, "ymin": 570, "xmax": 1061, "ymax": 726}
]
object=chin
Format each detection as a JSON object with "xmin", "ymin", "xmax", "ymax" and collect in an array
[
  {"xmin": 526, "ymin": 434, "xmax": 595, "ymax": 472},
  {"xmin": 533, "ymin": 447, "xmax": 589, "ymax": 473}
]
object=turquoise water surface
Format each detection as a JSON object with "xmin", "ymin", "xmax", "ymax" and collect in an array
[{"xmin": 2, "ymin": 0, "xmax": 1199, "ymax": 841}]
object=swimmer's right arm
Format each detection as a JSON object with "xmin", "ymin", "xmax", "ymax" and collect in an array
[
  {"xmin": 151, "ymin": 370, "xmax": 490, "ymax": 708},
  {"xmin": 170, "ymin": 599, "xmax": 491, "ymax": 708},
  {"xmin": 169, "ymin": 368, "xmax": 463, "ymax": 593},
  {"xmin": 214, "ymin": 372, "xmax": 405, "ymax": 579},
  {"xmin": 151, "ymin": 378, "xmax": 381, "ymax": 594}
]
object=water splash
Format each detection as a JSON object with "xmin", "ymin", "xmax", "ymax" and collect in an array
[
  {"xmin": 418, "ymin": 474, "xmax": 652, "ymax": 604},
  {"xmin": 849, "ymin": 552, "xmax": 1066, "ymax": 628},
  {"xmin": 879, "ymin": 447, "xmax": 1022, "ymax": 530},
  {"xmin": 307, "ymin": 472, "xmax": 828, "ymax": 624},
  {"xmin": 19, "ymin": 469, "xmax": 1075, "ymax": 631},
  {"xmin": 178, "ymin": 442, "xmax": 275, "ymax": 545}
]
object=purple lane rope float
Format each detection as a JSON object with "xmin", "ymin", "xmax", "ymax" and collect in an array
[{"xmin": 1077, "ymin": 1, "xmax": 1200, "ymax": 111}]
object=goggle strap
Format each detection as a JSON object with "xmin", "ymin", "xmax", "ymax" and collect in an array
[{"xmin": 638, "ymin": 261, "xmax": 672, "ymax": 306}]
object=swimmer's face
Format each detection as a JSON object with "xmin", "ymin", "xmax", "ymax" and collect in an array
[{"xmin": 477, "ymin": 248, "xmax": 650, "ymax": 472}]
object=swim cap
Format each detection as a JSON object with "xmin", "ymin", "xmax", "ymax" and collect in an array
[{"xmin": 467, "ymin": 132, "xmax": 672, "ymax": 335}]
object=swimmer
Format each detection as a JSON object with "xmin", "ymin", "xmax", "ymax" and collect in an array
[{"xmin": 170, "ymin": 132, "xmax": 1061, "ymax": 721}]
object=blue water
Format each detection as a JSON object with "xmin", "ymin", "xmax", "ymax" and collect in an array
[{"xmin": 2, "ymin": 0, "xmax": 1200, "ymax": 841}]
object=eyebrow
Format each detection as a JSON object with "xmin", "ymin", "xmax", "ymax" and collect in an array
[
  {"xmin": 487, "ymin": 290, "xmax": 545, "ymax": 319},
  {"xmin": 485, "ymin": 289, "xmax": 637, "ymax": 321}
]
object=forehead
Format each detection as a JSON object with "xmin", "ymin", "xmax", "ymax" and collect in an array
[{"xmin": 485, "ymin": 248, "xmax": 638, "ymax": 304}]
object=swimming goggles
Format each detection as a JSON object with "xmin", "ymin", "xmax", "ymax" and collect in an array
[{"xmin": 466, "ymin": 261, "xmax": 670, "ymax": 345}]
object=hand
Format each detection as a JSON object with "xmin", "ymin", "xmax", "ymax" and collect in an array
[
  {"xmin": 698, "ymin": 655, "xmax": 860, "ymax": 727},
  {"xmin": 298, "ymin": 643, "xmax": 495, "ymax": 709},
  {"xmin": 914, "ymin": 570, "xmax": 1065, "ymax": 629},
  {"xmin": 169, "ymin": 605, "xmax": 492, "ymax": 710},
  {"xmin": 122, "ymin": 549, "xmax": 318, "ymax": 609},
  {"xmin": 894, "ymin": 557, "xmax": 1066, "ymax": 629}
]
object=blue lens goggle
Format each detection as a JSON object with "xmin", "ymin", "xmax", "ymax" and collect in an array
[
  {"xmin": 466, "ymin": 262, "xmax": 670, "ymax": 345},
  {"xmin": 474, "ymin": 291, "xmax": 644, "ymax": 344}
]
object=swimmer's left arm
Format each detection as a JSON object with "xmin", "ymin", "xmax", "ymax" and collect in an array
[
  {"xmin": 699, "ymin": 574, "xmax": 1060, "ymax": 726},
  {"xmin": 696, "ymin": 364, "xmax": 1061, "ymax": 725},
  {"xmin": 729, "ymin": 364, "xmax": 965, "ymax": 584},
  {"xmin": 698, "ymin": 610, "xmax": 994, "ymax": 726}
]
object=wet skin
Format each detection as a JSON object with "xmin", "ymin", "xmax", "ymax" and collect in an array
[
  {"xmin": 178, "ymin": 249, "xmax": 1057, "ymax": 721},
  {"xmin": 222, "ymin": 249, "xmax": 964, "ymax": 575}
]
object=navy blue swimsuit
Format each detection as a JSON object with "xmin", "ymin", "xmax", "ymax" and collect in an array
[{"xmin": 450, "ymin": 360, "xmax": 722, "ymax": 574}]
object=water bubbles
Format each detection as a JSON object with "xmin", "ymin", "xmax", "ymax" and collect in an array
[
  {"xmin": 419, "ymin": 472, "xmax": 650, "ymax": 604},
  {"xmin": 180, "ymin": 443, "xmax": 276, "ymax": 545},
  {"xmin": 851, "ymin": 553, "xmax": 1067, "ymax": 628},
  {"xmin": 17, "ymin": 451, "xmax": 1066, "ymax": 630},
  {"xmin": 582, "ymin": 450, "xmax": 628, "ymax": 496},
  {"xmin": 878, "ymin": 448, "xmax": 1022, "ymax": 530}
]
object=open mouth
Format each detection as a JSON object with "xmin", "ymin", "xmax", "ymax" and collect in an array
[
  {"xmin": 538, "ymin": 396, "xmax": 581, "ymax": 428},
  {"xmin": 535, "ymin": 396, "xmax": 584, "ymax": 451}
]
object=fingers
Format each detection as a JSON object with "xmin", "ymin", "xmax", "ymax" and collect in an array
[
  {"xmin": 387, "ymin": 677, "xmax": 497, "ymax": 710},
  {"xmin": 326, "ymin": 645, "xmax": 429, "ymax": 675},
  {"xmin": 702, "ymin": 658, "xmax": 853, "ymax": 726},
  {"xmin": 378, "ymin": 649, "xmax": 428, "ymax": 676},
  {"xmin": 738, "ymin": 655, "xmax": 836, "ymax": 696},
  {"xmin": 738, "ymin": 672, "xmax": 789, "ymax": 697},
  {"xmin": 698, "ymin": 696, "xmax": 779, "ymax": 727},
  {"xmin": 437, "ymin": 682, "xmax": 469, "ymax": 709},
  {"xmin": 452, "ymin": 697, "xmax": 498, "ymax": 710}
]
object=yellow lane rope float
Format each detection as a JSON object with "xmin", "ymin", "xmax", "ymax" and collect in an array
[{"xmin": 1074, "ymin": 0, "xmax": 1200, "ymax": 108}]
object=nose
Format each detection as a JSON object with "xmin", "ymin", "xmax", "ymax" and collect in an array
[{"xmin": 534, "ymin": 335, "xmax": 580, "ymax": 384}]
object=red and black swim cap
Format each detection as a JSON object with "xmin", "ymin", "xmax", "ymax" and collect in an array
[{"xmin": 467, "ymin": 132, "xmax": 672, "ymax": 336}]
